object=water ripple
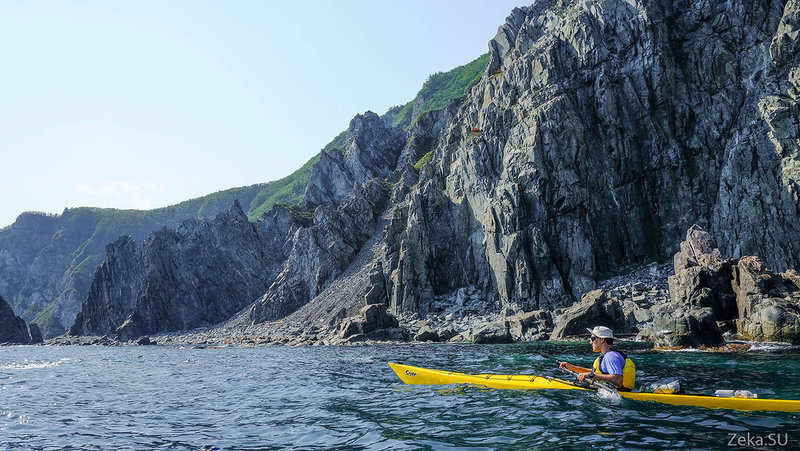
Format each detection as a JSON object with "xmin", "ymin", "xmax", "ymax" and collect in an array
[{"xmin": 0, "ymin": 344, "xmax": 798, "ymax": 449}]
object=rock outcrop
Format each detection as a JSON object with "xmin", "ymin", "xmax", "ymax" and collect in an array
[
  {"xmin": 0, "ymin": 294, "xmax": 41, "ymax": 344},
  {"xmin": 732, "ymin": 256, "xmax": 800, "ymax": 343},
  {"xmin": 0, "ymin": 182, "xmax": 290, "ymax": 339},
  {"xmin": 549, "ymin": 226, "xmax": 800, "ymax": 347},
  {"xmin": 247, "ymin": 181, "xmax": 390, "ymax": 323},
  {"xmin": 644, "ymin": 226, "xmax": 800, "ymax": 346},
  {"xmin": 69, "ymin": 201, "xmax": 295, "ymax": 339},
  {"xmin": 550, "ymin": 290, "xmax": 627, "ymax": 339},
  {"xmin": 246, "ymin": 112, "xmax": 403, "ymax": 323},
  {"xmin": 336, "ymin": 303, "xmax": 405, "ymax": 342},
  {"xmin": 304, "ymin": 111, "xmax": 405, "ymax": 206},
  {"xmin": 372, "ymin": 0, "xmax": 800, "ymax": 332},
  {"xmin": 473, "ymin": 310, "xmax": 553, "ymax": 343}
]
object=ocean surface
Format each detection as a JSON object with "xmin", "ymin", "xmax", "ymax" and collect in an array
[{"xmin": 1, "ymin": 342, "xmax": 799, "ymax": 450}]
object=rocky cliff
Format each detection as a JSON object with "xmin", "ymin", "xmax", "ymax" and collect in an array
[
  {"xmin": 247, "ymin": 112, "xmax": 400, "ymax": 322},
  {"xmin": 0, "ymin": 294, "xmax": 42, "ymax": 344},
  {"xmin": 376, "ymin": 0, "xmax": 800, "ymax": 322},
  {"xmin": 548, "ymin": 226, "xmax": 800, "ymax": 347},
  {"xmin": 68, "ymin": 0, "xmax": 800, "ymax": 345},
  {"xmin": 0, "ymin": 163, "xmax": 316, "ymax": 339},
  {"xmin": 69, "ymin": 201, "xmax": 296, "ymax": 339}
]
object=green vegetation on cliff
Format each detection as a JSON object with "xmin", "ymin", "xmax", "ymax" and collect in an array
[
  {"xmin": 413, "ymin": 150, "xmax": 435, "ymax": 171},
  {"xmin": 246, "ymin": 153, "xmax": 321, "ymax": 220},
  {"xmin": 322, "ymin": 130, "xmax": 347, "ymax": 153},
  {"xmin": 392, "ymin": 53, "xmax": 490, "ymax": 128}
]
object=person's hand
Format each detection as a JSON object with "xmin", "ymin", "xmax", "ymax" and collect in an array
[
  {"xmin": 559, "ymin": 361, "xmax": 568, "ymax": 372},
  {"xmin": 577, "ymin": 371, "xmax": 590, "ymax": 382}
]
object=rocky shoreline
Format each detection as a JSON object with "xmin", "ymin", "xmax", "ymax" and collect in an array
[
  {"xmin": 42, "ymin": 264, "xmax": 671, "ymax": 348},
  {"xmin": 34, "ymin": 226, "xmax": 800, "ymax": 353}
]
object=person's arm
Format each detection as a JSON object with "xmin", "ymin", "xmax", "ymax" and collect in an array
[
  {"xmin": 588, "ymin": 372, "xmax": 623, "ymax": 387},
  {"xmin": 559, "ymin": 361, "xmax": 592, "ymax": 374},
  {"xmin": 560, "ymin": 361, "xmax": 623, "ymax": 386}
]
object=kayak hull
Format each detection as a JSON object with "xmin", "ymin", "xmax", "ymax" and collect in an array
[
  {"xmin": 388, "ymin": 362, "xmax": 800, "ymax": 413},
  {"xmin": 389, "ymin": 362, "xmax": 587, "ymax": 391}
]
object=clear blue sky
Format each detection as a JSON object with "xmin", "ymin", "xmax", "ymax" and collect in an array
[{"xmin": 0, "ymin": 0, "xmax": 529, "ymax": 228}]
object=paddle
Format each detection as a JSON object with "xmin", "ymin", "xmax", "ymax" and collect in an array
[{"xmin": 543, "ymin": 355, "xmax": 620, "ymax": 398}]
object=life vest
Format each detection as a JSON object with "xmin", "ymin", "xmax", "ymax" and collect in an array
[{"xmin": 592, "ymin": 349, "xmax": 636, "ymax": 391}]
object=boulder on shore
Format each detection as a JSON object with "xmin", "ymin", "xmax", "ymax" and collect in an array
[
  {"xmin": 337, "ymin": 303, "xmax": 405, "ymax": 341},
  {"xmin": 645, "ymin": 226, "xmax": 800, "ymax": 346},
  {"xmin": 551, "ymin": 226, "xmax": 800, "ymax": 347},
  {"xmin": 732, "ymin": 257, "xmax": 800, "ymax": 343},
  {"xmin": 550, "ymin": 290, "xmax": 626, "ymax": 340},
  {"xmin": 469, "ymin": 310, "xmax": 552, "ymax": 344}
]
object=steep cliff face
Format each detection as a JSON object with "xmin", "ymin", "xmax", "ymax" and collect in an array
[
  {"xmin": 0, "ymin": 209, "xmax": 131, "ymax": 338},
  {"xmin": 0, "ymin": 172, "xmax": 316, "ymax": 338},
  {"xmin": 248, "ymin": 180, "xmax": 389, "ymax": 322},
  {"xmin": 68, "ymin": 111, "xmax": 404, "ymax": 337},
  {"xmin": 66, "ymin": 0, "xmax": 800, "ymax": 342},
  {"xmin": 0, "ymin": 213, "xmax": 62, "ymax": 335},
  {"xmin": 69, "ymin": 202, "xmax": 296, "ymax": 338},
  {"xmin": 0, "ymin": 294, "xmax": 42, "ymax": 344},
  {"xmin": 380, "ymin": 0, "xmax": 800, "ymax": 318},
  {"xmin": 304, "ymin": 111, "xmax": 405, "ymax": 206},
  {"xmin": 248, "ymin": 112, "xmax": 402, "ymax": 323}
]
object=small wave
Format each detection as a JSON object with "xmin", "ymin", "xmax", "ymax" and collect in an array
[
  {"xmin": 748, "ymin": 342, "xmax": 797, "ymax": 352},
  {"xmin": 654, "ymin": 347, "xmax": 712, "ymax": 353},
  {"xmin": 0, "ymin": 358, "xmax": 70, "ymax": 370}
]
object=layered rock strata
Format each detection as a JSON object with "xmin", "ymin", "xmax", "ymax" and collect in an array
[
  {"xmin": 69, "ymin": 202, "xmax": 295, "ymax": 339},
  {"xmin": 376, "ymin": 0, "xmax": 800, "ymax": 326},
  {"xmin": 246, "ymin": 111, "xmax": 403, "ymax": 323},
  {"xmin": 246, "ymin": 180, "xmax": 390, "ymax": 323}
]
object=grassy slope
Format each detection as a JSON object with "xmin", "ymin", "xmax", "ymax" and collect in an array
[{"xmin": 392, "ymin": 53, "xmax": 490, "ymax": 128}]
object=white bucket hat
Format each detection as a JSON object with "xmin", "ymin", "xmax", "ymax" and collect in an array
[{"xmin": 587, "ymin": 326, "xmax": 614, "ymax": 339}]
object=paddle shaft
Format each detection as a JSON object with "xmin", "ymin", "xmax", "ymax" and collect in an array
[{"xmin": 545, "ymin": 355, "xmax": 619, "ymax": 394}]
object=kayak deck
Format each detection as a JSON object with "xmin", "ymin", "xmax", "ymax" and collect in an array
[
  {"xmin": 388, "ymin": 362, "xmax": 800, "ymax": 413},
  {"xmin": 389, "ymin": 362, "xmax": 588, "ymax": 391}
]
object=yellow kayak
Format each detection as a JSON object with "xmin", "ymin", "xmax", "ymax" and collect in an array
[{"xmin": 388, "ymin": 362, "xmax": 800, "ymax": 413}]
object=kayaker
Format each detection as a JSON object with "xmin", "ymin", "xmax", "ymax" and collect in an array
[{"xmin": 559, "ymin": 326, "xmax": 636, "ymax": 391}]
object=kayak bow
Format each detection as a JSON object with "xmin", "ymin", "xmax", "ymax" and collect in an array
[{"xmin": 388, "ymin": 362, "xmax": 800, "ymax": 412}]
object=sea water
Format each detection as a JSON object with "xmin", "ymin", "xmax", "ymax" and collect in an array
[{"xmin": 1, "ymin": 342, "xmax": 799, "ymax": 450}]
